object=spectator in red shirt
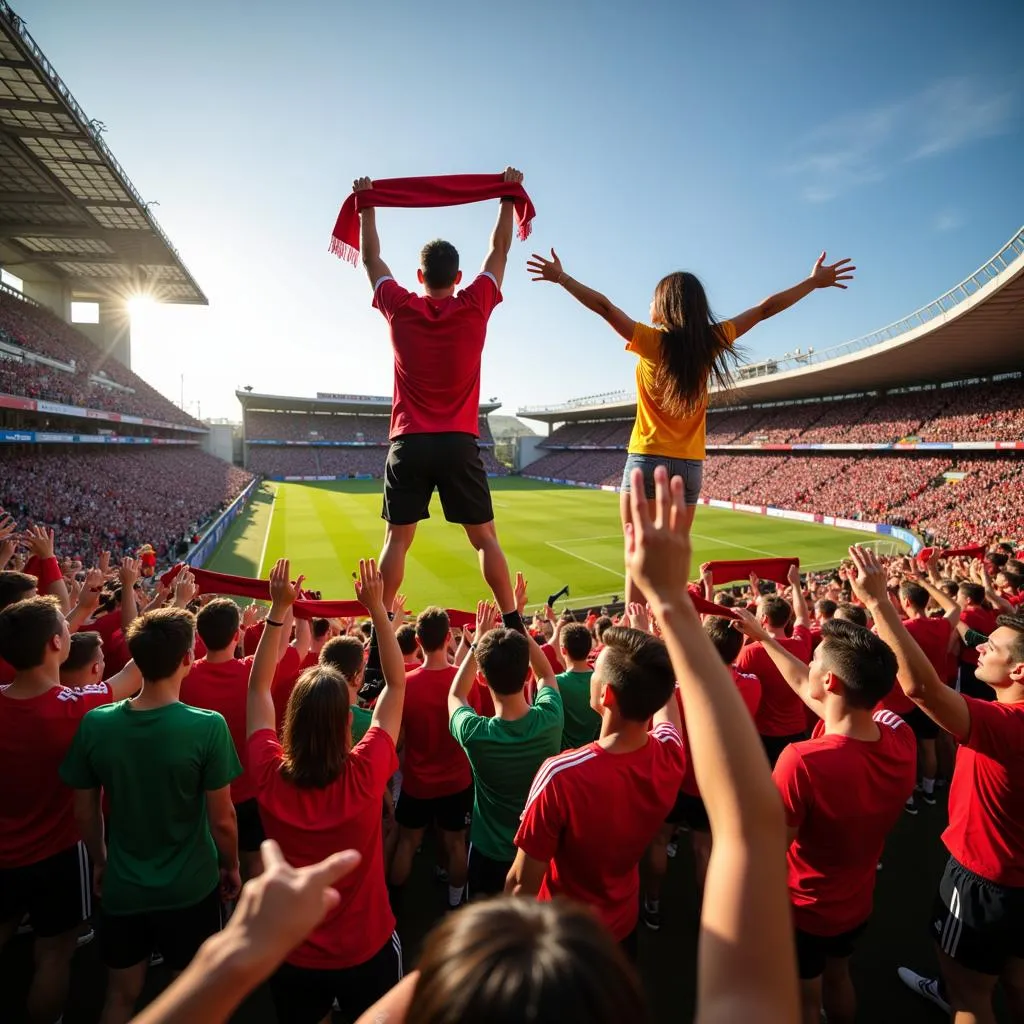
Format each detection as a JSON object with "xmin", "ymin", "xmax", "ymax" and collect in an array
[
  {"xmin": 353, "ymin": 170, "xmax": 524, "ymax": 644},
  {"xmin": 59, "ymin": 631, "xmax": 105, "ymax": 689},
  {"xmin": 850, "ymin": 547, "xmax": 1024, "ymax": 1024},
  {"xmin": 957, "ymin": 582, "xmax": 999, "ymax": 700},
  {"xmin": 389, "ymin": 608, "xmax": 473, "ymax": 910},
  {"xmin": 394, "ymin": 624, "xmax": 422, "ymax": 670}
]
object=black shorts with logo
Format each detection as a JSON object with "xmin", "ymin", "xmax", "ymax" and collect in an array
[
  {"xmin": 235, "ymin": 798, "xmax": 266, "ymax": 854},
  {"xmin": 900, "ymin": 706, "xmax": 940, "ymax": 741},
  {"xmin": 0, "ymin": 841, "xmax": 90, "ymax": 938},
  {"xmin": 931, "ymin": 856, "xmax": 1024, "ymax": 974},
  {"xmin": 382, "ymin": 433, "xmax": 493, "ymax": 526},
  {"xmin": 394, "ymin": 785, "xmax": 473, "ymax": 833},
  {"xmin": 794, "ymin": 920, "xmax": 869, "ymax": 979},
  {"xmin": 467, "ymin": 845, "xmax": 512, "ymax": 900}
]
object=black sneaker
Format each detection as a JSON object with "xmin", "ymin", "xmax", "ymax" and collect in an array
[
  {"xmin": 904, "ymin": 795, "xmax": 919, "ymax": 816},
  {"xmin": 921, "ymin": 790, "xmax": 937, "ymax": 806},
  {"xmin": 641, "ymin": 898, "xmax": 661, "ymax": 931}
]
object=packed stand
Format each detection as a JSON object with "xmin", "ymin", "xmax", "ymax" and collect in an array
[
  {"xmin": 539, "ymin": 419, "xmax": 632, "ymax": 448},
  {"xmin": 246, "ymin": 447, "xmax": 321, "ymax": 478},
  {"xmin": 916, "ymin": 377, "xmax": 1024, "ymax": 442}
]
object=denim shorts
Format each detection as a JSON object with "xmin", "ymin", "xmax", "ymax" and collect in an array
[{"xmin": 621, "ymin": 454, "xmax": 703, "ymax": 504}]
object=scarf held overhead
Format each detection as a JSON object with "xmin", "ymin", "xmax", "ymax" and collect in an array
[
  {"xmin": 329, "ymin": 174, "xmax": 536, "ymax": 265},
  {"xmin": 700, "ymin": 557, "xmax": 800, "ymax": 588}
]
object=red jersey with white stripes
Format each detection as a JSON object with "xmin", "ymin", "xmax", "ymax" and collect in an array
[
  {"xmin": 773, "ymin": 710, "xmax": 916, "ymax": 936},
  {"xmin": 514, "ymin": 722, "xmax": 685, "ymax": 940}
]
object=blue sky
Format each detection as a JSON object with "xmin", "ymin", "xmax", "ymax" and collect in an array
[{"xmin": 14, "ymin": 0, "xmax": 1023, "ymax": 424}]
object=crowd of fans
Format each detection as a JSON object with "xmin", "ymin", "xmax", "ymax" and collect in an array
[{"xmin": 244, "ymin": 412, "xmax": 497, "ymax": 446}]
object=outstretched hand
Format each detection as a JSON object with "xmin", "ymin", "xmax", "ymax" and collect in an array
[
  {"xmin": 809, "ymin": 252, "xmax": 856, "ymax": 290},
  {"xmin": 527, "ymin": 248, "xmax": 564, "ymax": 284},
  {"xmin": 730, "ymin": 606, "xmax": 772, "ymax": 644},
  {"xmin": 848, "ymin": 545, "xmax": 887, "ymax": 606},
  {"xmin": 353, "ymin": 558, "xmax": 385, "ymax": 614},
  {"xmin": 514, "ymin": 571, "xmax": 528, "ymax": 615},
  {"xmin": 269, "ymin": 559, "xmax": 304, "ymax": 614},
  {"xmin": 502, "ymin": 166, "xmax": 524, "ymax": 185}
]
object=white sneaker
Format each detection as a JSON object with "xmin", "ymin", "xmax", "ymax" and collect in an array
[
  {"xmin": 897, "ymin": 967, "xmax": 950, "ymax": 1015},
  {"xmin": 666, "ymin": 840, "xmax": 678, "ymax": 859},
  {"xmin": 76, "ymin": 927, "xmax": 95, "ymax": 948}
]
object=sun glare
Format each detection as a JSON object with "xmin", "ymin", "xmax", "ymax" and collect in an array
[{"xmin": 126, "ymin": 294, "xmax": 157, "ymax": 319}]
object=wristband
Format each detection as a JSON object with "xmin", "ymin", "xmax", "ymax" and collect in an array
[
  {"xmin": 265, "ymin": 619, "xmax": 285, "ymax": 628},
  {"xmin": 500, "ymin": 196, "xmax": 517, "ymax": 204}
]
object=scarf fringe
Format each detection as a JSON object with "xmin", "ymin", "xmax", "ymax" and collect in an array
[{"xmin": 329, "ymin": 235, "xmax": 360, "ymax": 265}]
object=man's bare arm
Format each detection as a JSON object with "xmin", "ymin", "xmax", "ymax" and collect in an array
[
  {"xmin": 481, "ymin": 167, "xmax": 523, "ymax": 290},
  {"xmin": 353, "ymin": 177, "xmax": 392, "ymax": 287}
]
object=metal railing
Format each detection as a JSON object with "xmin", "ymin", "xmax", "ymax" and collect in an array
[{"xmin": 520, "ymin": 225, "xmax": 1024, "ymax": 417}]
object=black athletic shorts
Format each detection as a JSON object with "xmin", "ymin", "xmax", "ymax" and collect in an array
[
  {"xmin": 0, "ymin": 841, "xmax": 90, "ymax": 938},
  {"xmin": 395, "ymin": 785, "xmax": 473, "ymax": 833},
  {"xmin": 235, "ymin": 798, "xmax": 266, "ymax": 854},
  {"xmin": 794, "ymin": 920, "xmax": 869, "ymax": 979},
  {"xmin": 268, "ymin": 931, "xmax": 403, "ymax": 1024},
  {"xmin": 382, "ymin": 433, "xmax": 493, "ymax": 526},
  {"xmin": 900, "ymin": 706, "xmax": 940, "ymax": 741},
  {"xmin": 99, "ymin": 886, "xmax": 222, "ymax": 971},
  {"xmin": 930, "ymin": 856, "xmax": 1024, "ymax": 975},
  {"xmin": 467, "ymin": 845, "xmax": 512, "ymax": 899},
  {"xmin": 666, "ymin": 791, "xmax": 709, "ymax": 832},
  {"xmin": 761, "ymin": 732, "xmax": 807, "ymax": 768}
]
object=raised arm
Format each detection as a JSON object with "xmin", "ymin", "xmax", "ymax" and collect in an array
[
  {"xmin": 626, "ymin": 466, "xmax": 797, "ymax": 1024},
  {"xmin": 65, "ymin": 567, "xmax": 104, "ymax": 634},
  {"xmin": 527, "ymin": 249, "xmax": 636, "ymax": 342},
  {"xmin": 119, "ymin": 557, "xmax": 140, "ymax": 632},
  {"xmin": 728, "ymin": 253, "xmax": 855, "ymax": 341},
  {"xmin": 353, "ymin": 177, "xmax": 392, "ymax": 288},
  {"xmin": 355, "ymin": 558, "xmax": 406, "ymax": 744},
  {"xmin": 449, "ymin": 601, "xmax": 494, "ymax": 716},
  {"xmin": 787, "ymin": 563, "xmax": 811, "ymax": 629},
  {"xmin": 480, "ymin": 166, "xmax": 523, "ymax": 290}
]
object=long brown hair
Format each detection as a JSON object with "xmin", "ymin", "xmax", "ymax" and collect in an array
[
  {"xmin": 280, "ymin": 666, "xmax": 350, "ymax": 788},
  {"xmin": 651, "ymin": 271, "xmax": 739, "ymax": 415},
  {"xmin": 407, "ymin": 898, "xmax": 649, "ymax": 1024}
]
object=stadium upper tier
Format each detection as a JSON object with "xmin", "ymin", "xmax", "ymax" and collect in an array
[{"xmin": 519, "ymin": 226, "xmax": 1024, "ymax": 421}]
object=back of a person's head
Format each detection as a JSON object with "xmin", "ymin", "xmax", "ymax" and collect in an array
[
  {"xmin": 476, "ymin": 628, "xmax": 529, "ymax": 696},
  {"xmin": 281, "ymin": 666, "xmax": 349, "ymax": 788},
  {"xmin": 0, "ymin": 595, "xmax": 64, "ymax": 671},
  {"xmin": 1007, "ymin": 558, "xmax": 1024, "ymax": 576},
  {"xmin": 899, "ymin": 581, "xmax": 929, "ymax": 612},
  {"xmin": 939, "ymin": 579, "xmax": 959, "ymax": 601},
  {"xmin": 959, "ymin": 582, "xmax": 985, "ymax": 606},
  {"xmin": 420, "ymin": 239, "xmax": 460, "ymax": 290},
  {"xmin": 704, "ymin": 616, "xmax": 743, "ymax": 665},
  {"xmin": 0, "ymin": 570, "xmax": 37, "ymax": 612},
  {"xmin": 714, "ymin": 592, "xmax": 736, "ymax": 608},
  {"xmin": 819, "ymin": 618, "xmax": 897, "ymax": 709},
  {"xmin": 560, "ymin": 622, "xmax": 592, "ymax": 663},
  {"xmin": 311, "ymin": 617, "xmax": 331, "ymax": 641},
  {"xmin": 597, "ymin": 626, "xmax": 675, "ymax": 722},
  {"xmin": 62, "ymin": 631, "xmax": 103, "ymax": 674},
  {"xmin": 319, "ymin": 635, "xmax": 365, "ymax": 682},
  {"xmin": 1001, "ymin": 570, "xmax": 1024, "ymax": 593},
  {"xmin": 593, "ymin": 616, "xmax": 613, "ymax": 642},
  {"xmin": 815, "ymin": 598, "xmax": 837, "ymax": 620},
  {"xmin": 835, "ymin": 602, "xmax": 869, "ymax": 629},
  {"xmin": 407, "ymin": 898, "xmax": 648, "ymax": 1024},
  {"xmin": 416, "ymin": 606, "xmax": 450, "ymax": 654},
  {"xmin": 195, "ymin": 597, "xmax": 240, "ymax": 651},
  {"xmin": 396, "ymin": 624, "xmax": 418, "ymax": 657},
  {"xmin": 760, "ymin": 595, "xmax": 792, "ymax": 630},
  {"xmin": 126, "ymin": 607, "xmax": 195, "ymax": 682}
]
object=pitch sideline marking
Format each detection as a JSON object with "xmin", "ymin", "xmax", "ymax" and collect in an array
[
  {"xmin": 544, "ymin": 541, "xmax": 622, "ymax": 577},
  {"xmin": 257, "ymin": 487, "xmax": 278, "ymax": 578}
]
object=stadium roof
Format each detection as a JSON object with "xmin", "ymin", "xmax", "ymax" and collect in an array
[
  {"xmin": 0, "ymin": 3, "xmax": 206, "ymax": 305},
  {"xmin": 236, "ymin": 390, "xmax": 502, "ymax": 416},
  {"xmin": 520, "ymin": 225, "xmax": 1024, "ymax": 423}
]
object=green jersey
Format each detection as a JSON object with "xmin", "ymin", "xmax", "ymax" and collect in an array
[
  {"xmin": 552, "ymin": 669, "xmax": 600, "ymax": 751},
  {"xmin": 351, "ymin": 705, "xmax": 373, "ymax": 745},
  {"xmin": 451, "ymin": 687, "xmax": 563, "ymax": 862},
  {"xmin": 60, "ymin": 700, "xmax": 240, "ymax": 914}
]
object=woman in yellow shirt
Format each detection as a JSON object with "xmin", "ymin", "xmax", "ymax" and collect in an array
[{"xmin": 527, "ymin": 249, "xmax": 855, "ymax": 603}]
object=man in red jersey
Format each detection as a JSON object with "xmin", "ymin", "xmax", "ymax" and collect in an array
[
  {"xmin": 843, "ymin": 547, "xmax": 1024, "ymax": 1024},
  {"xmin": 956, "ymin": 582, "xmax": 999, "ymax": 701},
  {"xmin": 0, "ymin": 597, "xmax": 141, "ymax": 1024},
  {"xmin": 389, "ymin": 608, "xmax": 473, "ymax": 909},
  {"xmin": 508, "ymin": 625, "xmax": 685, "ymax": 960},
  {"xmin": 181, "ymin": 597, "xmax": 300, "ymax": 880},
  {"xmin": 733, "ymin": 604, "xmax": 915, "ymax": 1024},
  {"xmin": 735, "ymin": 564, "xmax": 813, "ymax": 766},
  {"xmin": 354, "ymin": 169, "xmax": 523, "ymax": 629}
]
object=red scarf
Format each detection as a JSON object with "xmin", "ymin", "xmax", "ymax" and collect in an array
[
  {"xmin": 917, "ymin": 544, "xmax": 986, "ymax": 565},
  {"xmin": 687, "ymin": 585, "xmax": 739, "ymax": 621},
  {"xmin": 329, "ymin": 174, "xmax": 536, "ymax": 265},
  {"xmin": 700, "ymin": 557, "xmax": 799, "ymax": 587}
]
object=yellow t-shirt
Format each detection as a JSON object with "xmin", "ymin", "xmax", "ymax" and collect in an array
[{"xmin": 626, "ymin": 320, "xmax": 737, "ymax": 460}]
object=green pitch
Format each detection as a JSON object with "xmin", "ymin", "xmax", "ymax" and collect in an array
[{"xmin": 206, "ymin": 479, "xmax": 908, "ymax": 612}]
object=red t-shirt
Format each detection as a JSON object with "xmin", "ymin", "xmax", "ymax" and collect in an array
[
  {"xmin": 270, "ymin": 647, "xmax": 305, "ymax": 735},
  {"xmin": 248, "ymin": 726, "xmax": 398, "ymax": 968},
  {"xmin": 736, "ymin": 626, "xmax": 813, "ymax": 737},
  {"xmin": 180, "ymin": 657, "xmax": 257, "ymax": 804},
  {"xmin": 401, "ymin": 666, "xmax": 471, "ymax": 799},
  {"xmin": 469, "ymin": 674, "xmax": 495, "ymax": 718},
  {"xmin": 515, "ymin": 722, "xmax": 685, "ymax": 940},
  {"xmin": 679, "ymin": 669, "xmax": 761, "ymax": 798},
  {"xmin": 774, "ymin": 710, "xmax": 916, "ymax": 935},
  {"xmin": 372, "ymin": 274, "xmax": 501, "ymax": 438},
  {"xmin": 943, "ymin": 697, "xmax": 1024, "ymax": 886},
  {"xmin": 0, "ymin": 682, "xmax": 112, "ymax": 868},
  {"xmin": 879, "ymin": 616, "xmax": 954, "ymax": 715},
  {"xmin": 960, "ymin": 606, "xmax": 998, "ymax": 665}
]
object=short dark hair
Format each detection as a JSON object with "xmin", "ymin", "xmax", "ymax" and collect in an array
[
  {"xmin": 835, "ymin": 602, "xmax": 869, "ymax": 628},
  {"xmin": 599, "ymin": 627, "xmax": 675, "ymax": 722},
  {"xmin": 420, "ymin": 239, "xmax": 460, "ymax": 289},
  {"xmin": 760, "ymin": 596, "xmax": 792, "ymax": 629},
  {"xmin": 714, "ymin": 592, "xmax": 736, "ymax": 608},
  {"xmin": 281, "ymin": 667, "xmax": 350, "ymax": 788},
  {"xmin": 959, "ymin": 582, "xmax": 985, "ymax": 606},
  {"xmin": 1006, "ymin": 558, "xmax": 1024, "ymax": 575},
  {"xmin": 416, "ymin": 607, "xmax": 450, "ymax": 653},
  {"xmin": 126, "ymin": 607, "xmax": 195, "ymax": 682},
  {"xmin": 195, "ymin": 598, "xmax": 240, "ymax": 651},
  {"xmin": 939, "ymin": 579, "xmax": 959, "ymax": 600},
  {"xmin": 475, "ymin": 628, "xmax": 530, "ymax": 695},
  {"xmin": 594, "ymin": 616, "xmax": 613, "ymax": 642},
  {"xmin": 560, "ymin": 623, "xmax": 593, "ymax": 662},
  {"xmin": 704, "ymin": 616, "xmax": 743, "ymax": 665},
  {"xmin": 899, "ymin": 582, "xmax": 929, "ymax": 611},
  {"xmin": 815, "ymin": 599, "xmax": 837, "ymax": 619},
  {"xmin": 396, "ymin": 624, "xmax": 418, "ymax": 656},
  {"xmin": 64, "ymin": 631, "xmax": 103, "ymax": 673},
  {"xmin": 312, "ymin": 618, "xmax": 331, "ymax": 640},
  {"xmin": 0, "ymin": 595, "xmax": 63, "ymax": 670},
  {"xmin": 996, "ymin": 614, "xmax": 1024, "ymax": 664},
  {"xmin": 818, "ymin": 618, "xmax": 897, "ymax": 710},
  {"xmin": 319, "ymin": 635, "xmax": 365, "ymax": 682},
  {"xmin": 0, "ymin": 570, "xmax": 37, "ymax": 611}
]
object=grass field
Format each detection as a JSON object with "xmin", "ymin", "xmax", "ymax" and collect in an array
[{"xmin": 206, "ymin": 478, "xmax": 908, "ymax": 610}]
